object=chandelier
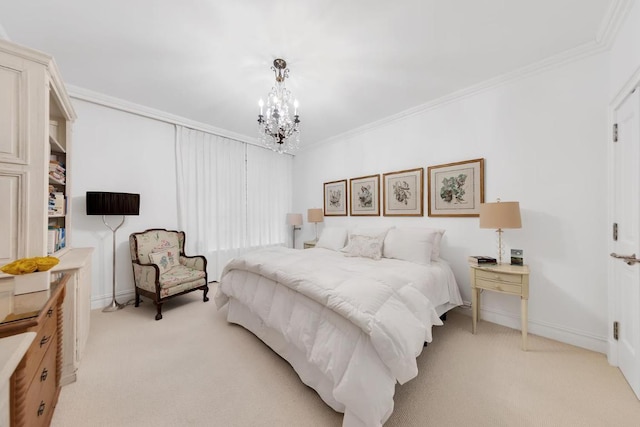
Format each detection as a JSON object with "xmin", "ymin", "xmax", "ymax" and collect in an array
[{"xmin": 257, "ymin": 59, "xmax": 301, "ymax": 153}]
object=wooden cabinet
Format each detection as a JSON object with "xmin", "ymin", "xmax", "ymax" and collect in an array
[
  {"xmin": 0, "ymin": 273, "xmax": 67, "ymax": 426},
  {"xmin": 0, "ymin": 38, "xmax": 76, "ymax": 266},
  {"xmin": 53, "ymin": 248, "xmax": 93, "ymax": 385}
]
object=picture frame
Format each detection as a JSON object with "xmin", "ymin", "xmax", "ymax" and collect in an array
[
  {"xmin": 323, "ymin": 179, "xmax": 348, "ymax": 216},
  {"xmin": 427, "ymin": 158, "xmax": 484, "ymax": 217},
  {"xmin": 349, "ymin": 174, "xmax": 380, "ymax": 216},
  {"xmin": 382, "ymin": 168, "xmax": 424, "ymax": 216}
]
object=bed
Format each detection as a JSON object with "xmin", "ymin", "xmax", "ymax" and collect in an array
[{"xmin": 214, "ymin": 227, "xmax": 463, "ymax": 427}]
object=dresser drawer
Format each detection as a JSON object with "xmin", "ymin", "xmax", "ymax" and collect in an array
[
  {"xmin": 475, "ymin": 278, "xmax": 522, "ymax": 294},
  {"xmin": 475, "ymin": 269, "xmax": 523, "ymax": 284},
  {"xmin": 22, "ymin": 335, "xmax": 58, "ymax": 427},
  {"xmin": 23, "ymin": 307, "xmax": 57, "ymax": 386}
]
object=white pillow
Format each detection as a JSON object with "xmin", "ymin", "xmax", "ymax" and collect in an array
[
  {"xmin": 383, "ymin": 228, "xmax": 444, "ymax": 264},
  {"xmin": 341, "ymin": 234, "xmax": 383, "ymax": 260},
  {"xmin": 315, "ymin": 227, "xmax": 348, "ymax": 251},
  {"xmin": 149, "ymin": 248, "xmax": 179, "ymax": 274},
  {"xmin": 429, "ymin": 228, "xmax": 445, "ymax": 260}
]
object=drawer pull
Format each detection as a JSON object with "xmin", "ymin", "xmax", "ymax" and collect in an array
[
  {"xmin": 47, "ymin": 308, "xmax": 53, "ymax": 317},
  {"xmin": 39, "ymin": 335, "xmax": 50, "ymax": 347},
  {"xmin": 40, "ymin": 367, "xmax": 49, "ymax": 382},
  {"xmin": 37, "ymin": 401, "xmax": 46, "ymax": 417}
]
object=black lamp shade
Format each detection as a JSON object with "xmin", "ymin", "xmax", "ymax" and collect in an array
[{"xmin": 86, "ymin": 192, "xmax": 140, "ymax": 216}]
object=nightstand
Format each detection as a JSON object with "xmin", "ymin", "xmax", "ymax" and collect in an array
[
  {"xmin": 303, "ymin": 241, "xmax": 317, "ymax": 249},
  {"xmin": 470, "ymin": 263, "xmax": 530, "ymax": 350}
]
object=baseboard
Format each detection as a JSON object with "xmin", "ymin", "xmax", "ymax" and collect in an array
[
  {"xmin": 60, "ymin": 372, "xmax": 77, "ymax": 387},
  {"xmin": 455, "ymin": 302, "xmax": 607, "ymax": 354},
  {"xmin": 91, "ymin": 290, "xmax": 136, "ymax": 310}
]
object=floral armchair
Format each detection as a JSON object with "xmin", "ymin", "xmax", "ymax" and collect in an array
[{"xmin": 129, "ymin": 228, "xmax": 209, "ymax": 320}]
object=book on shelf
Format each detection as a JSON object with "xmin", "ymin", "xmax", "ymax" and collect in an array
[
  {"xmin": 47, "ymin": 226, "xmax": 65, "ymax": 254},
  {"xmin": 468, "ymin": 255, "xmax": 497, "ymax": 265},
  {"xmin": 48, "ymin": 192, "xmax": 65, "ymax": 215}
]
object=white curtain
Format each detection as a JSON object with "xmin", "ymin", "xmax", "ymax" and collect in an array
[
  {"xmin": 175, "ymin": 126, "xmax": 292, "ymax": 280},
  {"xmin": 246, "ymin": 144, "xmax": 292, "ymax": 248}
]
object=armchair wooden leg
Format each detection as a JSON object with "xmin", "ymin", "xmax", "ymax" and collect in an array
[
  {"xmin": 203, "ymin": 285, "xmax": 210, "ymax": 302},
  {"xmin": 135, "ymin": 290, "xmax": 140, "ymax": 307},
  {"xmin": 155, "ymin": 303, "xmax": 163, "ymax": 321}
]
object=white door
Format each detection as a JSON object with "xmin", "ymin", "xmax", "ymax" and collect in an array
[{"xmin": 611, "ymin": 87, "xmax": 640, "ymax": 399}]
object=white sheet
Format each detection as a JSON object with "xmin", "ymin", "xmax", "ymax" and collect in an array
[{"xmin": 215, "ymin": 247, "xmax": 462, "ymax": 427}]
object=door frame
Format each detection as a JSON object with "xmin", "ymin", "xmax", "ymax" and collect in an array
[{"xmin": 607, "ymin": 66, "xmax": 640, "ymax": 365}]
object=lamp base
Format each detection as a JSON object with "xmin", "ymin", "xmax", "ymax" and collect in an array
[{"xmin": 102, "ymin": 300, "xmax": 125, "ymax": 312}]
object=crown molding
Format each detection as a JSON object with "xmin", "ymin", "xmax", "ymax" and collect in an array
[
  {"xmin": 0, "ymin": 23, "xmax": 10, "ymax": 41},
  {"xmin": 67, "ymin": 84, "xmax": 259, "ymax": 146},
  {"xmin": 302, "ymin": 0, "xmax": 633, "ymax": 152},
  {"xmin": 596, "ymin": 0, "xmax": 633, "ymax": 47}
]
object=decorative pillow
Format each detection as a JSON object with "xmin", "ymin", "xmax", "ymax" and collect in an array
[
  {"xmin": 348, "ymin": 227, "xmax": 393, "ymax": 240},
  {"xmin": 341, "ymin": 234, "xmax": 384, "ymax": 260},
  {"xmin": 382, "ymin": 228, "xmax": 434, "ymax": 265},
  {"xmin": 149, "ymin": 248, "xmax": 178, "ymax": 274},
  {"xmin": 346, "ymin": 227, "xmax": 393, "ymax": 249},
  {"xmin": 316, "ymin": 227, "xmax": 348, "ymax": 251}
]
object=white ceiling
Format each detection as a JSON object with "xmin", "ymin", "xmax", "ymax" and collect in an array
[{"xmin": 0, "ymin": 0, "xmax": 615, "ymax": 145}]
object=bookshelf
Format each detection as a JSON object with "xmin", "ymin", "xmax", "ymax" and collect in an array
[
  {"xmin": 0, "ymin": 38, "xmax": 76, "ymax": 264},
  {"xmin": 48, "ymin": 119, "xmax": 68, "ymax": 255},
  {"xmin": 0, "ymin": 38, "xmax": 94, "ymax": 388}
]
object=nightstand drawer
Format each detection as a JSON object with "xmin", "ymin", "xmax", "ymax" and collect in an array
[
  {"xmin": 475, "ymin": 269, "xmax": 523, "ymax": 284},
  {"xmin": 475, "ymin": 278, "xmax": 522, "ymax": 294}
]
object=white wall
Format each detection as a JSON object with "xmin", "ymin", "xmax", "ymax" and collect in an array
[
  {"xmin": 293, "ymin": 52, "xmax": 610, "ymax": 352},
  {"xmin": 70, "ymin": 100, "xmax": 178, "ymax": 309}
]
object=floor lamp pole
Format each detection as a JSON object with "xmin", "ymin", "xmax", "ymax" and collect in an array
[{"xmin": 102, "ymin": 215, "xmax": 126, "ymax": 312}]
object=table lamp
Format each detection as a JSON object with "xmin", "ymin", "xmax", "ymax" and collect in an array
[
  {"xmin": 286, "ymin": 213, "xmax": 302, "ymax": 248},
  {"xmin": 307, "ymin": 208, "xmax": 324, "ymax": 242},
  {"xmin": 479, "ymin": 199, "xmax": 521, "ymax": 264}
]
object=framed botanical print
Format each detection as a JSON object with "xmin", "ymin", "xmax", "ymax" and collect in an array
[
  {"xmin": 382, "ymin": 168, "xmax": 424, "ymax": 216},
  {"xmin": 323, "ymin": 179, "xmax": 348, "ymax": 216},
  {"xmin": 349, "ymin": 174, "xmax": 380, "ymax": 216},
  {"xmin": 427, "ymin": 158, "xmax": 484, "ymax": 217}
]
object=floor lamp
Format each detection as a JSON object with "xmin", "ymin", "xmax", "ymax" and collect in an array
[
  {"xmin": 86, "ymin": 191, "xmax": 140, "ymax": 312},
  {"xmin": 286, "ymin": 213, "xmax": 302, "ymax": 248}
]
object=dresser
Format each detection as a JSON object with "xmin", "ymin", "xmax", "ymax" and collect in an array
[{"xmin": 0, "ymin": 273, "xmax": 67, "ymax": 426}]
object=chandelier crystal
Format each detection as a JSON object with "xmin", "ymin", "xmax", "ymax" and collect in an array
[{"xmin": 257, "ymin": 59, "xmax": 301, "ymax": 154}]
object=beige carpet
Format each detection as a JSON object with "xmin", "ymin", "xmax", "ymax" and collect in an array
[{"xmin": 52, "ymin": 285, "xmax": 640, "ymax": 426}]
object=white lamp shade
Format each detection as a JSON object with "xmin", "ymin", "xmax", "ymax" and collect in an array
[
  {"xmin": 307, "ymin": 208, "xmax": 324, "ymax": 223},
  {"xmin": 479, "ymin": 201, "xmax": 521, "ymax": 229},
  {"xmin": 286, "ymin": 213, "xmax": 303, "ymax": 226}
]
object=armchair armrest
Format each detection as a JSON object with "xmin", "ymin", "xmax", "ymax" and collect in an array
[
  {"xmin": 179, "ymin": 255, "xmax": 206, "ymax": 272},
  {"xmin": 132, "ymin": 260, "xmax": 160, "ymax": 293}
]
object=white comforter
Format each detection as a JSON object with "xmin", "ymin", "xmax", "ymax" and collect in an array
[{"xmin": 215, "ymin": 247, "xmax": 462, "ymax": 426}]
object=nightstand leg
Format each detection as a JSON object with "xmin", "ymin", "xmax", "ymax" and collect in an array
[
  {"xmin": 472, "ymin": 287, "xmax": 478, "ymax": 334},
  {"xmin": 521, "ymin": 297, "xmax": 528, "ymax": 351}
]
